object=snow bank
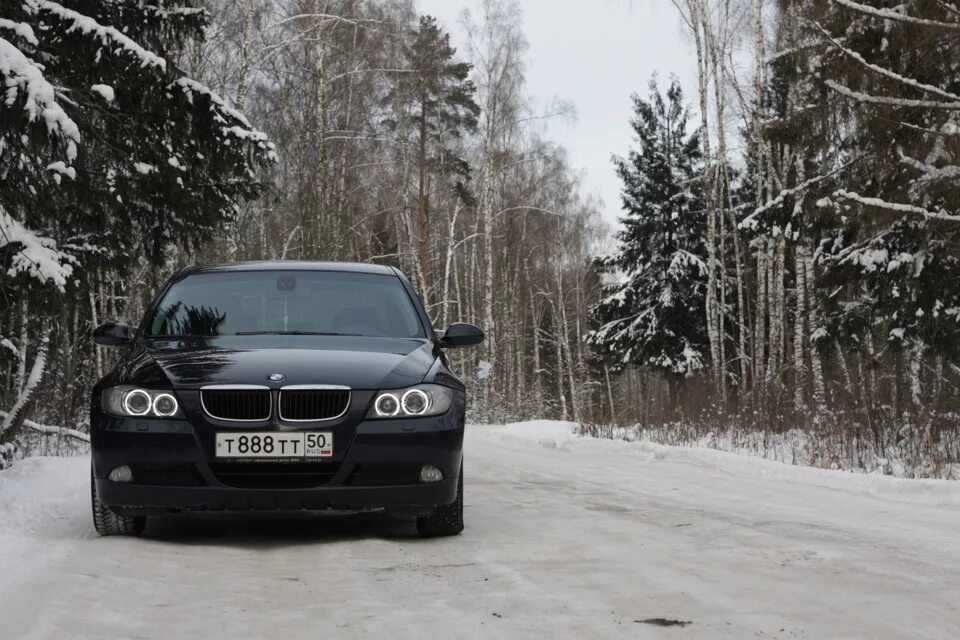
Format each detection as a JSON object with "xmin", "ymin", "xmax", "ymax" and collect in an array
[
  {"xmin": 0, "ymin": 456, "xmax": 87, "ymax": 538},
  {"xmin": 481, "ymin": 419, "xmax": 580, "ymax": 447},
  {"xmin": 475, "ymin": 420, "xmax": 960, "ymax": 507}
]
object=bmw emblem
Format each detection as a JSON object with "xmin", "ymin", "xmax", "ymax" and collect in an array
[{"xmin": 268, "ymin": 373, "xmax": 286, "ymax": 382}]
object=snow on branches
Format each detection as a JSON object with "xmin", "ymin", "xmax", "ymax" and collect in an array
[
  {"xmin": 24, "ymin": 0, "xmax": 167, "ymax": 70},
  {"xmin": 0, "ymin": 18, "xmax": 38, "ymax": 45},
  {"xmin": 0, "ymin": 34, "xmax": 80, "ymax": 162},
  {"xmin": 171, "ymin": 78, "xmax": 275, "ymax": 156},
  {"xmin": 588, "ymin": 78, "xmax": 708, "ymax": 378},
  {"xmin": 0, "ymin": 205, "xmax": 74, "ymax": 290},
  {"xmin": 834, "ymin": 0, "xmax": 960, "ymax": 30},
  {"xmin": 0, "ymin": 27, "xmax": 78, "ymax": 289},
  {"xmin": 0, "ymin": 0, "xmax": 274, "ymax": 297},
  {"xmin": 835, "ymin": 190, "xmax": 960, "ymax": 223}
]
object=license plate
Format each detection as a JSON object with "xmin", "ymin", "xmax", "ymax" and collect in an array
[{"xmin": 215, "ymin": 432, "xmax": 333, "ymax": 458}]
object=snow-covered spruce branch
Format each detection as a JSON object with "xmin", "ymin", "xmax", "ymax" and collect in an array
[
  {"xmin": 898, "ymin": 150, "xmax": 960, "ymax": 182},
  {"xmin": 25, "ymin": 0, "xmax": 166, "ymax": 70},
  {"xmin": 171, "ymin": 78, "xmax": 274, "ymax": 152},
  {"xmin": 603, "ymin": 307, "xmax": 658, "ymax": 344},
  {"xmin": 143, "ymin": 4, "xmax": 206, "ymax": 19},
  {"xmin": 0, "ymin": 412, "xmax": 89, "ymax": 443},
  {"xmin": 835, "ymin": 0, "xmax": 960, "ymax": 30},
  {"xmin": 809, "ymin": 20, "xmax": 960, "ymax": 102},
  {"xmin": 0, "ymin": 205, "xmax": 75, "ymax": 290},
  {"xmin": 824, "ymin": 80, "xmax": 960, "ymax": 110},
  {"xmin": 740, "ymin": 159, "xmax": 859, "ymax": 230},
  {"xmin": 764, "ymin": 39, "xmax": 834, "ymax": 65},
  {"xmin": 834, "ymin": 190, "xmax": 960, "ymax": 222},
  {"xmin": 668, "ymin": 249, "xmax": 707, "ymax": 277},
  {"xmin": 0, "ymin": 35, "xmax": 80, "ymax": 162},
  {"xmin": 890, "ymin": 120, "xmax": 960, "ymax": 138},
  {"xmin": 828, "ymin": 229, "xmax": 893, "ymax": 265},
  {"xmin": 0, "ymin": 18, "xmax": 38, "ymax": 44}
]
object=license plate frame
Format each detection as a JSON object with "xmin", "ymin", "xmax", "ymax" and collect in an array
[{"xmin": 215, "ymin": 432, "xmax": 333, "ymax": 459}]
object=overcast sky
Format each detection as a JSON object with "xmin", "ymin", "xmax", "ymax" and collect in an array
[{"xmin": 416, "ymin": 0, "xmax": 697, "ymax": 232}]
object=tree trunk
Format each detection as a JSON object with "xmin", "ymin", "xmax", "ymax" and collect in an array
[
  {"xmin": 441, "ymin": 202, "xmax": 462, "ymax": 328},
  {"xmin": 417, "ymin": 96, "xmax": 430, "ymax": 300},
  {"xmin": 806, "ymin": 254, "xmax": 827, "ymax": 413},
  {"xmin": 15, "ymin": 299, "xmax": 28, "ymax": 394},
  {"xmin": 233, "ymin": 0, "xmax": 255, "ymax": 112},
  {"xmin": 793, "ymin": 244, "xmax": 807, "ymax": 412},
  {"xmin": 308, "ymin": 22, "xmax": 328, "ymax": 259},
  {"xmin": 688, "ymin": 0, "xmax": 721, "ymax": 397},
  {"xmin": 479, "ymin": 132, "xmax": 496, "ymax": 410},
  {"xmin": 604, "ymin": 364, "xmax": 617, "ymax": 425},
  {"xmin": 1, "ymin": 324, "xmax": 52, "ymax": 444},
  {"xmin": 531, "ymin": 298, "xmax": 543, "ymax": 413},
  {"xmin": 909, "ymin": 340, "xmax": 924, "ymax": 409},
  {"xmin": 704, "ymin": 0, "xmax": 733, "ymax": 404},
  {"xmin": 753, "ymin": 241, "xmax": 767, "ymax": 401},
  {"xmin": 556, "ymin": 266, "xmax": 580, "ymax": 423}
]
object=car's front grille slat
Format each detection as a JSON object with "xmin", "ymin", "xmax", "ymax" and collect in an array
[
  {"xmin": 201, "ymin": 387, "xmax": 271, "ymax": 421},
  {"xmin": 279, "ymin": 388, "xmax": 350, "ymax": 421}
]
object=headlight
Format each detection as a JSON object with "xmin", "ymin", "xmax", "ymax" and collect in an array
[
  {"xmin": 103, "ymin": 386, "xmax": 183, "ymax": 419},
  {"xmin": 366, "ymin": 384, "xmax": 454, "ymax": 419}
]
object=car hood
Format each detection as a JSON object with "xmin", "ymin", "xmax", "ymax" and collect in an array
[{"xmin": 119, "ymin": 335, "xmax": 435, "ymax": 390}]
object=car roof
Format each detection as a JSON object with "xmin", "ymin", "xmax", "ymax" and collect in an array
[{"xmin": 182, "ymin": 261, "xmax": 397, "ymax": 276}]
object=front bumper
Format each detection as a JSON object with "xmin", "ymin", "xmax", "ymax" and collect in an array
[{"xmin": 92, "ymin": 415, "xmax": 463, "ymax": 514}]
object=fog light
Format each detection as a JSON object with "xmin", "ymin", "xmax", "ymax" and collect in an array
[
  {"xmin": 108, "ymin": 465, "xmax": 133, "ymax": 483},
  {"xmin": 419, "ymin": 464, "xmax": 443, "ymax": 483}
]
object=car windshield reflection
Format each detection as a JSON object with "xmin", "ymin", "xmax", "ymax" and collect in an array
[{"xmin": 146, "ymin": 271, "xmax": 425, "ymax": 339}]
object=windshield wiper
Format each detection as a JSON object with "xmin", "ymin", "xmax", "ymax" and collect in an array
[{"xmin": 233, "ymin": 330, "xmax": 365, "ymax": 336}]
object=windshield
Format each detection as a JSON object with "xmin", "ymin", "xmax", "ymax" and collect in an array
[{"xmin": 146, "ymin": 270, "xmax": 426, "ymax": 339}]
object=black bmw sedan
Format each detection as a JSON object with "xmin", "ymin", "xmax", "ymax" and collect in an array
[{"xmin": 89, "ymin": 261, "xmax": 483, "ymax": 538}]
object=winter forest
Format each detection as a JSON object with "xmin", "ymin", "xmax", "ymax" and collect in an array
[{"xmin": 2, "ymin": 0, "xmax": 960, "ymax": 478}]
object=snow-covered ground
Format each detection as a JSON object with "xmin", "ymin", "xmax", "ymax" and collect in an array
[{"xmin": 1, "ymin": 421, "xmax": 959, "ymax": 639}]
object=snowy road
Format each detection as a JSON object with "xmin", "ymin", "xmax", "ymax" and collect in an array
[{"xmin": 2, "ymin": 422, "xmax": 959, "ymax": 639}]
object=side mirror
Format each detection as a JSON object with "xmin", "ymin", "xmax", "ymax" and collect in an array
[
  {"xmin": 438, "ymin": 322, "xmax": 484, "ymax": 348},
  {"xmin": 93, "ymin": 322, "xmax": 133, "ymax": 348}
]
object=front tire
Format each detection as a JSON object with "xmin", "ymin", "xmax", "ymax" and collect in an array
[
  {"xmin": 91, "ymin": 467, "xmax": 146, "ymax": 537},
  {"xmin": 416, "ymin": 463, "xmax": 463, "ymax": 537}
]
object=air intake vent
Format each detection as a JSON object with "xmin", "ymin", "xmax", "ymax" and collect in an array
[
  {"xmin": 211, "ymin": 461, "xmax": 340, "ymax": 488},
  {"xmin": 279, "ymin": 386, "xmax": 350, "ymax": 421},
  {"xmin": 201, "ymin": 386, "xmax": 271, "ymax": 421}
]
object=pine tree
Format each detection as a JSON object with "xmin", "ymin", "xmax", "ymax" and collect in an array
[
  {"xmin": 797, "ymin": 0, "xmax": 960, "ymax": 364},
  {"xmin": 0, "ymin": 0, "xmax": 274, "ymax": 443},
  {"xmin": 388, "ymin": 15, "xmax": 479, "ymax": 299},
  {"xmin": 587, "ymin": 78, "xmax": 707, "ymax": 379},
  {"xmin": 0, "ymin": 0, "xmax": 274, "ymax": 297}
]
